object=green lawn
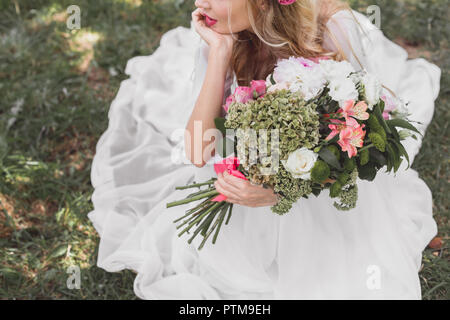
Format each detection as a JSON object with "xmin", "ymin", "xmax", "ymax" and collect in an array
[{"xmin": 0, "ymin": 0, "xmax": 448, "ymax": 299}]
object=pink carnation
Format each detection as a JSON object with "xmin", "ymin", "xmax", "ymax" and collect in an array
[{"xmin": 222, "ymin": 80, "xmax": 267, "ymax": 113}]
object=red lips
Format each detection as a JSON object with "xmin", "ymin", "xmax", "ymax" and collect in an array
[{"xmin": 201, "ymin": 12, "xmax": 217, "ymax": 27}]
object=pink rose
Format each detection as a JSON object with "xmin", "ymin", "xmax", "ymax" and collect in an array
[
  {"xmin": 223, "ymin": 95, "xmax": 235, "ymax": 113},
  {"xmin": 223, "ymin": 80, "xmax": 267, "ymax": 113},
  {"xmin": 250, "ymin": 80, "xmax": 266, "ymax": 98},
  {"xmin": 234, "ymin": 86, "xmax": 254, "ymax": 104}
]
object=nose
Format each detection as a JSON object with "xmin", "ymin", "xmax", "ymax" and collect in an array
[{"xmin": 195, "ymin": 0, "xmax": 211, "ymax": 9}]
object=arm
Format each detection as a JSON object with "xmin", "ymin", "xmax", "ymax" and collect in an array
[
  {"xmin": 184, "ymin": 8, "xmax": 235, "ymax": 167},
  {"xmin": 185, "ymin": 47, "xmax": 230, "ymax": 167}
]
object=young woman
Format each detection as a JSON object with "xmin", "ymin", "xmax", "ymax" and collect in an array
[{"xmin": 88, "ymin": 0, "xmax": 441, "ymax": 299}]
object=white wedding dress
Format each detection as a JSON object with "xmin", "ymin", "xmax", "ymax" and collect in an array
[{"xmin": 88, "ymin": 10, "xmax": 441, "ymax": 299}]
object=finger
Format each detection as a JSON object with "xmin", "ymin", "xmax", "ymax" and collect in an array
[
  {"xmin": 222, "ymin": 171, "xmax": 248, "ymax": 189},
  {"xmin": 217, "ymin": 172, "xmax": 242, "ymax": 196},
  {"xmin": 192, "ymin": 9, "xmax": 206, "ymax": 26},
  {"xmin": 225, "ymin": 198, "xmax": 243, "ymax": 206},
  {"xmin": 214, "ymin": 180, "xmax": 240, "ymax": 202},
  {"xmin": 215, "ymin": 175, "xmax": 241, "ymax": 200}
]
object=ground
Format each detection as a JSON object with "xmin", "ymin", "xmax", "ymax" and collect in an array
[{"xmin": 0, "ymin": 0, "xmax": 448, "ymax": 299}]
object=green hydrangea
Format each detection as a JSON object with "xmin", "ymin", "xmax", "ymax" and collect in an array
[
  {"xmin": 225, "ymin": 89, "xmax": 320, "ymax": 215},
  {"xmin": 368, "ymin": 132, "xmax": 386, "ymax": 152},
  {"xmin": 327, "ymin": 145, "xmax": 340, "ymax": 160},
  {"xmin": 359, "ymin": 148, "xmax": 369, "ymax": 166},
  {"xmin": 274, "ymin": 165, "xmax": 313, "ymax": 203},
  {"xmin": 368, "ymin": 114, "xmax": 387, "ymax": 141},
  {"xmin": 333, "ymin": 184, "xmax": 358, "ymax": 211},
  {"xmin": 329, "ymin": 180, "xmax": 342, "ymax": 198},
  {"xmin": 271, "ymin": 197, "xmax": 293, "ymax": 215},
  {"xmin": 347, "ymin": 167, "xmax": 359, "ymax": 186},
  {"xmin": 225, "ymin": 89, "xmax": 321, "ymax": 157},
  {"xmin": 344, "ymin": 157, "xmax": 356, "ymax": 172},
  {"xmin": 337, "ymin": 172, "xmax": 350, "ymax": 185},
  {"xmin": 310, "ymin": 160, "xmax": 330, "ymax": 183}
]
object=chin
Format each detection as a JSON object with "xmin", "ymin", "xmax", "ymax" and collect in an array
[{"xmin": 213, "ymin": 24, "xmax": 245, "ymax": 35}]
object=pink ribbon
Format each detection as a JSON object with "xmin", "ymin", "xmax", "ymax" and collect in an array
[{"xmin": 211, "ymin": 156, "xmax": 248, "ymax": 202}]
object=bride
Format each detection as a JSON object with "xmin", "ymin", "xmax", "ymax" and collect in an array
[{"xmin": 88, "ymin": 0, "xmax": 441, "ymax": 299}]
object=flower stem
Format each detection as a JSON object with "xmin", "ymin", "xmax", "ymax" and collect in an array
[
  {"xmin": 188, "ymin": 203, "xmax": 224, "ymax": 245},
  {"xmin": 197, "ymin": 203, "xmax": 229, "ymax": 250},
  {"xmin": 173, "ymin": 196, "xmax": 215, "ymax": 224},
  {"xmin": 212, "ymin": 205, "xmax": 228, "ymax": 244},
  {"xmin": 178, "ymin": 201, "xmax": 222, "ymax": 238},
  {"xmin": 225, "ymin": 204, "xmax": 233, "ymax": 225},
  {"xmin": 175, "ymin": 201, "xmax": 216, "ymax": 230},
  {"xmin": 186, "ymin": 186, "xmax": 215, "ymax": 198},
  {"xmin": 166, "ymin": 190, "xmax": 219, "ymax": 208},
  {"xmin": 175, "ymin": 178, "xmax": 216, "ymax": 190},
  {"xmin": 359, "ymin": 143, "xmax": 374, "ymax": 153}
]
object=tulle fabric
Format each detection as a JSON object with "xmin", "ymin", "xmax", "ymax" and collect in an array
[{"xmin": 88, "ymin": 10, "xmax": 440, "ymax": 299}]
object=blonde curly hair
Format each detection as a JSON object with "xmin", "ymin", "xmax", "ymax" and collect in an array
[{"xmin": 229, "ymin": 0, "xmax": 350, "ymax": 86}]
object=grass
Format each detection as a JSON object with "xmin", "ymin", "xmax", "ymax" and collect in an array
[{"xmin": 0, "ymin": 0, "xmax": 448, "ymax": 299}]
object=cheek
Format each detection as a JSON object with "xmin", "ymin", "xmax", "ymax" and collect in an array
[{"xmin": 214, "ymin": 4, "xmax": 250, "ymax": 33}]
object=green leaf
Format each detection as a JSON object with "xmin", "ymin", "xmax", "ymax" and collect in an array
[
  {"xmin": 369, "ymin": 148, "xmax": 387, "ymax": 167},
  {"xmin": 389, "ymin": 138, "xmax": 410, "ymax": 170},
  {"xmin": 214, "ymin": 117, "xmax": 227, "ymax": 136},
  {"xmin": 385, "ymin": 147, "xmax": 393, "ymax": 172},
  {"xmin": 385, "ymin": 143, "xmax": 397, "ymax": 173},
  {"xmin": 387, "ymin": 122, "xmax": 400, "ymax": 141},
  {"xmin": 358, "ymin": 164, "xmax": 377, "ymax": 181},
  {"xmin": 48, "ymin": 244, "xmax": 67, "ymax": 259},
  {"xmin": 378, "ymin": 99, "xmax": 385, "ymax": 113},
  {"xmin": 386, "ymin": 118, "xmax": 423, "ymax": 137},
  {"xmin": 373, "ymin": 104, "xmax": 391, "ymax": 134},
  {"xmin": 311, "ymin": 188, "xmax": 322, "ymax": 197},
  {"xmin": 389, "ymin": 142, "xmax": 402, "ymax": 173},
  {"xmin": 270, "ymin": 73, "xmax": 275, "ymax": 85},
  {"xmin": 318, "ymin": 146, "xmax": 342, "ymax": 170},
  {"xmin": 0, "ymin": 268, "xmax": 23, "ymax": 285}
]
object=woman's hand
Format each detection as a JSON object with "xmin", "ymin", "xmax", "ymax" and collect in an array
[
  {"xmin": 192, "ymin": 8, "xmax": 234, "ymax": 61},
  {"xmin": 214, "ymin": 171, "xmax": 279, "ymax": 208}
]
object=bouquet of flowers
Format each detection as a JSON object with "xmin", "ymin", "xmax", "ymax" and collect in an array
[{"xmin": 166, "ymin": 56, "xmax": 422, "ymax": 250}]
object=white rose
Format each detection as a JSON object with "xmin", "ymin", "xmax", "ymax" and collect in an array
[
  {"xmin": 281, "ymin": 147, "xmax": 318, "ymax": 180},
  {"xmin": 362, "ymin": 72, "xmax": 382, "ymax": 109},
  {"xmin": 328, "ymin": 77, "xmax": 358, "ymax": 105}
]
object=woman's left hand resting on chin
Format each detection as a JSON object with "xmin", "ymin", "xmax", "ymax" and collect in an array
[{"xmin": 214, "ymin": 171, "xmax": 279, "ymax": 208}]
